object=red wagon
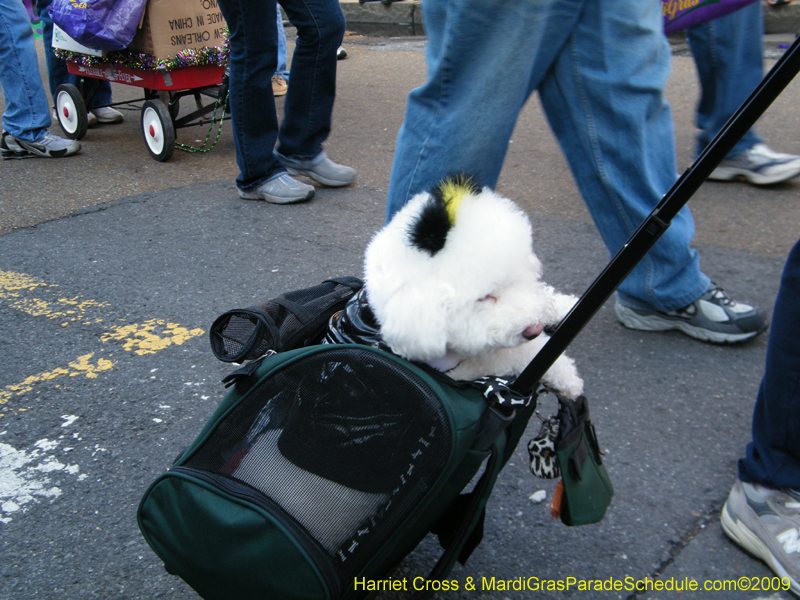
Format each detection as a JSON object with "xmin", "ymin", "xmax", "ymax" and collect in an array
[{"xmin": 56, "ymin": 60, "xmax": 228, "ymax": 162}]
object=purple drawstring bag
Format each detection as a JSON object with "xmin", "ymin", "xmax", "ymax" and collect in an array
[
  {"xmin": 50, "ymin": 0, "xmax": 148, "ymax": 51},
  {"xmin": 663, "ymin": 0, "xmax": 760, "ymax": 34}
]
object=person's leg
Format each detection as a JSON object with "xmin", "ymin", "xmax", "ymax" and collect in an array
[
  {"xmin": 271, "ymin": 5, "xmax": 290, "ymax": 97},
  {"xmin": 216, "ymin": 0, "xmax": 283, "ymax": 190},
  {"xmin": 687, "ymin": 2, "xmax": 762, "ymax": 157},
  {"xmin": 720, "ymin": 239, "xmax": 800, "ymax": 595},
  {"xmin": 0, "ymin": 0, "xmax": 51, "ymax": 141},
  {"xmin": 276, "ymin": 5, "xmax": 290, "ymax": 80},
  {"xmin": 739, "ymin": 239, "xmax": 800, "ymax": 488},
  {"xmin": 217, "ymin": 0, "xmax": 313, "ymax": 201},
  {"xmin": 274, "ymin": 0, "xmax": 354, "ymax": 186},
  {"xmin": 0, "ymin": 0, "xmax": 79, "ymax": 157},
  {"xmin": 540, "ymin": 0, "xmax": 708, "ymax": 312},
  {"xmin": 38, "ymin": 6, "xmax": 69, "ymax": 106},
  {"xmin": 385, "ymin": 0, "xmax": 583, "ymax": 221},
  {"xmin": 276, "ymin": 0, "xmax": 344, "ymax": 160},
  {"xmin": 539, "ymin": 0, "xmax": 765, "ymax": 342},
  {"xmin": 688, "ymin": 4, "xmax": 800, "ymax": 186}
]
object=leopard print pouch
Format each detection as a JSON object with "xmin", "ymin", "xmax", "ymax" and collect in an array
[{"xmin": 527, "ymin": 415, "xmax": 560, "ymax": 479}]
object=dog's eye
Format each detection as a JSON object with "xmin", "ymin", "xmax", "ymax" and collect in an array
[{"xmin": 478, "ymin": 294, "xmax": 498, "ymax": 303}]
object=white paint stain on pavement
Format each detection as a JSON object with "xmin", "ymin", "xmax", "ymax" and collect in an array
[
  {"xmin": 0, "ymin": 438, "xmax": 84, "ymax": 524},
  {"xmin": 60, "ymin": 415, "xmax": 79, "ymax": 428}
]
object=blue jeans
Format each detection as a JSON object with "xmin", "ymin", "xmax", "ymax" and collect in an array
[
  {"xmin": 38, "ymin": 2, "xmax": 113, "ymax": 109},
  {"xmin": 0, "ymin": 0, "xmax": 51, "ymax": 140},
  {"xmin": 216, "ymin": 0, "xmax": 344, "ymax": 190},
  {"xmin": 386, "ymin": 0, "xmax": 709, "ymax": 312},
  {"xmin": 276, "ymin": 6, "xmax": 290, "ymax": 81},
  {"xmin": 739, "ymin": 239, "xmax": 800, "ymax": 490},
  {"xmin": 687, "ymin": 1, "xmax": 763, "ymax": 158}
]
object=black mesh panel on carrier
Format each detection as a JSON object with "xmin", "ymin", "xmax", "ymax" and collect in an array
[{"xmin": 184, "ymin": 348, "xmax": 451, "ymax": 579}]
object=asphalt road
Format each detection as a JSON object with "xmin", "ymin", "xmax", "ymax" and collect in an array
[{"xmin": 1, "ymin": 29, "xmax": 800, "ymax": 600}]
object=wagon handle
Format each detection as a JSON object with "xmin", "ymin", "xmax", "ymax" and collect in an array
[{"xmin": 511, "ymin": 35, "xmax": 800, "ymax": 397}]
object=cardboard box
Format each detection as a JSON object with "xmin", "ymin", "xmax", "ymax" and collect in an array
[
  {"xmin": 128, "ymin": 0, "xmax": 227, "ymax": 61},
  {"xmin": 51, "ymin": 24, "xmax": 107, "ymax": 57}
]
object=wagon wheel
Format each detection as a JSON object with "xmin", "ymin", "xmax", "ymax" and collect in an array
[
  {"xmin": 141, "ymin": 99, "xmax": 175, "ymax": 162},
  {"xmin": 54, "ymin": 84, "xmax": 88, "ymax": 140}
]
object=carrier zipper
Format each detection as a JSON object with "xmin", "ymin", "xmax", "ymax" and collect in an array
[{"xmin": 170, "ymin": 466, "xmax": 342, "ymax": 599}]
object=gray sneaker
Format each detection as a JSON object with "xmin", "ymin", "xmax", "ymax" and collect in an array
[
  {"xmin": 280, "ymin": 151, "xmax": 356, "ymax": 187},
  {"xmin": 1, "ymin": 130, "xmax": 81, "ymax": 159},
  {"xmin": 90, "ymin": 106, "xmax": 124, "ymax": 124},
  {"xmin": 721, "ymin": 480, "xmax": 800, "ymax": 596},
  {"xmin": 615, "ymin": 285, "xmax": 767, "ymax": 343},
  {"xmin": 237, "ymin": 173, "xmax": 315, "ymax": 204},
  {"xmin": 709, "ymin": 143, "xmax": 800, "ymax": 185}
]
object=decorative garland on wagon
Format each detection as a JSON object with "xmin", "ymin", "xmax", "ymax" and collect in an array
[{"xmin": 53, "ymin": 28, "xmax": 230, "ymax": 72}]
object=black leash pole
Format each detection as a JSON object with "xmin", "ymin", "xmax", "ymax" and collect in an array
[{"xmin": 512, "ymin": 36, "xmax": 800, "ymax": 397}]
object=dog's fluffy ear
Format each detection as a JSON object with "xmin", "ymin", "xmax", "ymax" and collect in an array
[
  {"xmin": 406, "ymin": 175, "xmax": 479, "ymax": 256},
  {"xmin": 406, "ymin": 196, "xmax": 450, "ymax": 255},
  {"xmin": 376, "ymin": 281, "xmax": 454, "ymax": 361}
]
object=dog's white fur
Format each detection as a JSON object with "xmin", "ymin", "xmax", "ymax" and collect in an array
[{"xmin": 364, "ymin": 186, "xmax": 583, "ymax": 399}]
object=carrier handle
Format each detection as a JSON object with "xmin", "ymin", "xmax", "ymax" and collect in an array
[{"xmin": 511, "ymin": 35, "xmax": 800, "ymax": 397}]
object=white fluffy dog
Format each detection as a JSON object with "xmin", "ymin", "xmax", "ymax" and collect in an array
[{"xmin": 364, "ymin": 177, "xmax": 583, "ymax": 399}]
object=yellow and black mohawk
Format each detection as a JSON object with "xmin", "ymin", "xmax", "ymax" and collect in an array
[{"xmin": 407, "ymin": 174, "xmax": 480, "ymax": 256}]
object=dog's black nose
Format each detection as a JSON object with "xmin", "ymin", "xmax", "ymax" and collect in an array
[{"xmin": 523, "ymin": 323, "xmax": 544, "ymax": 340}]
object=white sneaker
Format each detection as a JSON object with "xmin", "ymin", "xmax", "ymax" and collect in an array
[
  {"xmin": 709, "ymin": 143, "xmax": 800, "ymax": 185},
  {"xmin": 90, "ymin": 106, "xmax": 124, "ymax": 124}
]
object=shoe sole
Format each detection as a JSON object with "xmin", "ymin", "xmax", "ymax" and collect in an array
[
  {"xmin": 1, "ymin": 145, "xmax": 74, "ymax": 158},
  {"xmin": 1, "ymin": 148, "xmax": 36, "ymax": 159},
  {"xmin": 286, "ymin": 166, "xmax": 355, "ymax": 187},
  {"xmin": 614, "ymin": 302, "xmax": 763, "ymax": 344},
  {"xmin": 709, "ymin": 165, "xmax": 800, "ymax": 186},
  {"xmin": 237, "ymin": 188, "xmax": 315, "ymax": 204},
  {"xmin": 721, "ymin": 501, "xmax": 800, "ymax": 595}
]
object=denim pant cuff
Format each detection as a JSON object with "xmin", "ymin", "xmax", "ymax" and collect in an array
[
  {"xmin": 616, "ymin": 277, "xmax": 710, "ymax": 314},
  {"xmin": 275, "ymin": 149, "xmax": 325, "ymax": 169}
]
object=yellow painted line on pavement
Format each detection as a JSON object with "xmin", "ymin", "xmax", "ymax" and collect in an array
[
  {"xmin": 0, "ymin": 270, "xmax": 205, "ymax": 412},
  {"xmin": 100, "ymin": 319, "xmax": 205, "ymax": 355},
  {"xmin": 0, "ymin": 353, "xmax": 115, "ymax": 406},
  {"xmin": 0, "ymin": 269, "xmax": 108, "ymax": 326}
]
